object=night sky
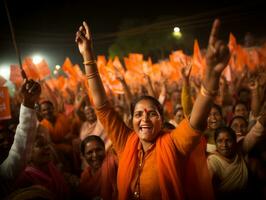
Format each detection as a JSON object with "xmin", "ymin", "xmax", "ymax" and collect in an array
[{"xmin": 0, "ymin": 0, "xmax": 265, "ymax": 68}]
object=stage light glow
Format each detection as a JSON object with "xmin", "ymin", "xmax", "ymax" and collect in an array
[
  {"xmin": 0, "ymin": 65, "xmax": 10, "ymax": 80},
  {"xmin": 32, "ymin": 55, "xmax": 43, "ymax": 64}
]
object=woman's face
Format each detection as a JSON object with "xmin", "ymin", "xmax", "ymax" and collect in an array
[
  {"xmin": 40, "ymin": 103, "xmax": 54, "ymax": 121},
  {"xmin": 207, "ymin": 107, "xmax": 223, "ymax": 130},
  {"xmin": 230, "ymin": 118, "xmax": 247, "ymax": 138},
  {"xmin": 133, "ymin": 99, "xmax": 162, "ymax": 145},
  {"xmin": 216, "ymin": 131, "xmax": 236, "ymax": 158},
  {"xmin": 31, "ymin": 136, "xmax": 52, "ymax": 166},
  {"xmin": 175, "ymin": 109, "xmax": 184, "ymax": 125},
  {"xmin": 84, "ymin": 141, "xmax": 105, "ymax": 170},
  {"xmin": 84, "ymin": 106, "xmax": 97, "ymax": 123},
  {"xmin": 234, "ymin": 104, "xmax": 248, "ymax": 119}
]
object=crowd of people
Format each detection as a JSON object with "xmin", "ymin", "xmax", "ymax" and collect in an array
[{"xmin": 0, "ymin": 19, "xmax": 266, "ymax": 200}]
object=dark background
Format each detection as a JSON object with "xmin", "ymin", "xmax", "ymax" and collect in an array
[{"xmin": 0, "ymin": 0, "xmax": 265, "ymax": 68}]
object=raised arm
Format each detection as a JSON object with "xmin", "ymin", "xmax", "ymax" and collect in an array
[
  {"xmin": 189, "ymin": 19, "xmax": 230, "ymax": 130},
  {"xmin": 143, "ymin": 73, "xmax": 157, "ymax": 98},
  {"xmin": 115, "ymin": 67, "xmax": 133, "ymax": 109},
  {"xmin": 0, "ymin": 79, "xmax": 41, "ymax": 179},
  {"xmin": 249, "ymin": 78, "xmax": 261, "ymax": 118},
  {"xmin": 76, "ymin": 22, "xmax": 108, "ymax": 107},
  {"xmin": 75, "ymin": 22, "xmax": 131, "ymax": 152}
]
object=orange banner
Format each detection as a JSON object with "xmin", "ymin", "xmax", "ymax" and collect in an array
[
  {"xmin": 10, "ymin": 64, "xmax": 24, "ymax": 86},
  {"xmin": 35, "ymin": 59, "xmax": 51, "ymax": 79},
  {"xmin": 0, "ymin": 87, "xmax": 11, "ymax": 120},
  {"xmin": 0, "ymin": 75, "xmax": 6, "ymax": 86},
  {"xmin": 23, "ymin": 58, "xmax": 40, "ymax": 80}
]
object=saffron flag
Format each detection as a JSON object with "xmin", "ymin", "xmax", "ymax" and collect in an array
[
  {"xmin": 35, "ymin": 59, "xmax": 51, "ymax": 80},
  {"xmin": 192, "ymin": 40, "xmax": 203, "ymax": 77},
  {"xmin": 228, "ymin": 33, "xmax": 237, "ymax": 52},
  {"xmin": 0, "ymin": 87, "xmax": 11, "ymax": 120},
  {"xmin": 0, "ymin": 75, "xmax": 6, "ymax": 86},
  {"xmin": 23, "ymin": 58, "xmax": 40, "ymax": 80},
  {"xmin": 10, "ymin": 64, "xmax": 24, "ymax": 86}
]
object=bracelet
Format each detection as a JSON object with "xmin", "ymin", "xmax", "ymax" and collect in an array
[
  {"xmin": 86, "ymin": 71, "xmax": 99, "ymax": 79},
  {"xmin": 200, "ymin": 84, "xmax": 218, "ymax": 98},
  {"xmin": 83, "ymin": 60, "xmax": 97, "ymax": 65}
]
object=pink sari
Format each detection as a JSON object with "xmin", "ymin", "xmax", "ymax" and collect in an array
[{"xmin": 15, "ymin": 162, "xmax": 69, "ymax": 200}]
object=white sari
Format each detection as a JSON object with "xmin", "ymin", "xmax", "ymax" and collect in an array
[{"xmin": 207, "ymin": 153, "xmax": 248, "ymax": 193}]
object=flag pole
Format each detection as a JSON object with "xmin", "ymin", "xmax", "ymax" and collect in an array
[{"xmin": 4, "ymin": 0, "xmax": 27, "ymax": 80}]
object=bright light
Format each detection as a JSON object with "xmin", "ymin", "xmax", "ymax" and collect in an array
[
  {"xmin": 55, "ymin": 65, "xmax": 61, "ymax": 70},
  {"xmin": 0, "ymin": 65, "xmax": 10, "ymax": 80},
  {"xmin": 32, "ymin": 55, "xmax": 43, "ymax": 64},
  {"xmin": 173, "ymin": 32, "xmax": 182, "ymax": 39},
  {"xmin": 53, "ymin": 70, "xmax": 58, "ymax": 75},
  {"xmin": 174, "ymin": 27, "xmax": 180, "ymax": 33}
]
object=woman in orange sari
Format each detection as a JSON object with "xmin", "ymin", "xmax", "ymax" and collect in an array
[
  {"xmin": 78, "ymin": 135, "xmax": 118, "ymax": 200},
  {"xmin": 75, "ymin": 19, "xmax": 230, "ymax": 200}
]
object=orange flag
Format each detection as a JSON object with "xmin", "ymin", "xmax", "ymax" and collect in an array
[
  {"xmin": 0, "ymin": 75, "xmax": 7, "ymax": 86},
  {"xmin": 10, "ymin": 64, "xmax": 23, "ymax": 86},
  {"xmin": 23, "ymin": 58, "xmax": 40, "ymax": 80},
  {"xmin": 245, "ymin": 48, "xmax": 259, "ymax": 71},
  {"xmin": 0, "ymin": 87, "xmax": 11, "ymax": 120},
  {"xmin": 62, "ymin": 57, "xmax": 77, "ymax": 80},
  {"xmin": 192, "ymin": 40, "xmax": 203, "ymax": 77},
  {"xmin": 160, "ymin": 60, "xmax": 180, "ymax": 82},
  {"xmin": 228, "ymin": 33, "xmax": 237, "ymax": 52},
  {"xmin": 104, "ymin": 58, "xmax": 124, "ymax": 94},
  {"xmin": 35, "ymin": 59, "xmax": 51, "ymax": 80},
  {"xmin": 73, "ymin": 64, "xmax": 85, "ymax": 79},
  {"xmin": 113, "ymin": 56, "xmax": 125, "ymax": 73},
  {"xmin": 124, "ymin": 53, "xmax": 143, "ymax": 74},
  {"xmin": 235, "ymin": 46, "xmax": 247, "ymax": 72},
  {"xmin": 45, "ymin": 78, "xmax": 57, "ymax": 91},
  {"xmin": 258, "ymin": 44, "xmax": 266, "ymax": 67}
]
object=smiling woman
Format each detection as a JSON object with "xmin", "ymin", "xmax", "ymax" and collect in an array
[
  {"xmin": 78, "ymin": 135, "xmax": 118, "ymax": 200},
  {"xmin": 131, "ymin": 96, "xmax": 163, "ymax": 151},
  {"xmin": 207, "ymin": 127, "xmax": 248, "ymax": 199},
  {"xmin": 75, "ymin": 18, "xmax": 231, "ymax": 200}
]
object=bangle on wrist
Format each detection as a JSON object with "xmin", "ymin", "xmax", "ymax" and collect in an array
[
  {"xmin": 83, "ymin": 60, "xmax": 97, "ymax": 65},
  {"xmin": 200, "ymin": 84, "xmax": 218, "ymax": 98},
  {"xmin": 86, "ymin": 71, "xmax": 99, "ymax": 79}
]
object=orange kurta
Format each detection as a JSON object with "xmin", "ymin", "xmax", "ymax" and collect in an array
[
  {"xmin": 40, "ymin": 113, "xmax": 71, "ymax": 143},
  {"xmin": 96, "ymin": 103, "xmax": 214, "ymax": 200}
]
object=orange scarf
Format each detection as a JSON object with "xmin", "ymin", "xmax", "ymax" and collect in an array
[
  {"xmin": 118, "ymin": 133, "xmax": 214, "ymax": 200},
  {"xmin": 41, "ymin": 113, "xmax": 70, "ymax": 143}
]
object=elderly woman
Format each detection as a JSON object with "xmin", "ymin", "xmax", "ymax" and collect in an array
[
  {"xmin": 207, "ymin": 127, "xmax": 248, "ymax": 200},
  {"xmin": 75, "ymin": 19, "xmax": 230, "ymax": 200},
  {"xmin": 78, "ymin": 135, "xmax": 118, "ymax": 200}
]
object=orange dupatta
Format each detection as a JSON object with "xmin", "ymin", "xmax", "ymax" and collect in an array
[{"xmin": 117, "ymin": 133, "xmax": 214, "ymax": 200}]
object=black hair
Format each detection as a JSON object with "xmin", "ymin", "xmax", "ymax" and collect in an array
[
  {"xmin": 214, "ymin": 126, "xmax": 237, "ymax": 143},
  {"xmin": 173, "ymin": 107, "xmax": 183, "ymax": 115},
  {"xmin": 229, "ymin": 115, "xmax": 248, "ymax": 127},
  {"xmin": 211, "ymin": 104, "xmax": 223, "ymax": 116},
  {"xmin": 39, "ymin": 100, "xmax": 54, "ymax": 107},
  {"xmin": 80, "ymin": 135, "xmax": 105, "ymax": 155},
  {"xmin": 130, "ymin": 95, "xmax": 163, "ymax": 119},
  {"xmin": 237, "ymin": 88, "xmax": 250, "ymax": 97},
  {"xmin": 232, "ymin": 101, "xmax": 248, "ymax": 114}
]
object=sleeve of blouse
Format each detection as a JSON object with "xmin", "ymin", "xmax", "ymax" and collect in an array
[
  {"xmin": 170, "ymin": 118, "xmax": 201, "ymax": 155},
  {"xmin": 95, "ymin": 102, "xmax": 132, "ymax": 154}
]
